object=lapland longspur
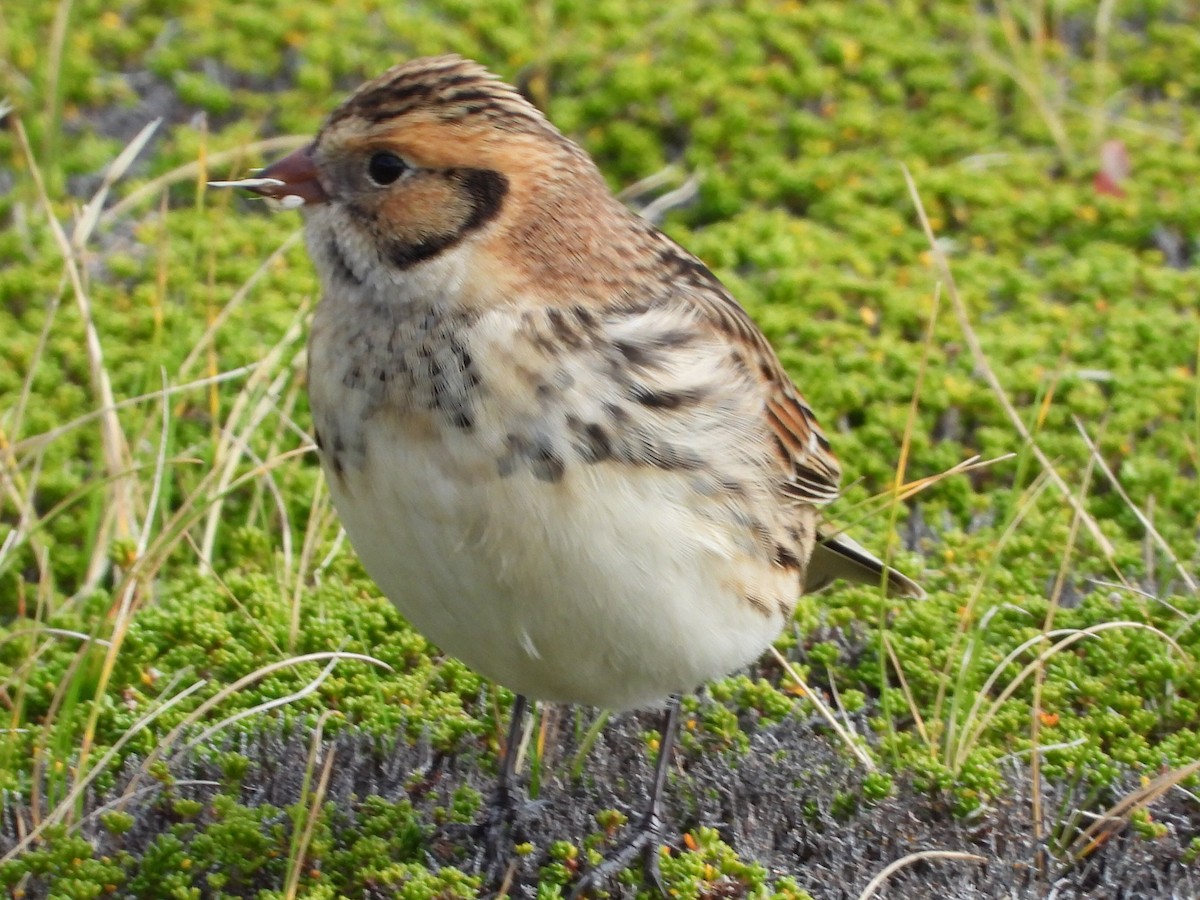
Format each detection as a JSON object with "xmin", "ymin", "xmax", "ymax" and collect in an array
[{"xmin": 215, "ymin": 55, "xmax": 923, "ymax": 896}]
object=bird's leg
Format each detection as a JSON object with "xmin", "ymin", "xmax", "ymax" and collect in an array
[
  {"xmin": 570, "ymin": 694, "xmax": 682, "ymax": 899},
  {"xmin": 477, "ymin": 693, "xmax": 529, "ymax": 877}
]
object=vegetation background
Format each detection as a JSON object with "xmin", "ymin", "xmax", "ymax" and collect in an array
[{"xmin": 1, "ymin": 0, "xmax": 1198, "ymax": 897}]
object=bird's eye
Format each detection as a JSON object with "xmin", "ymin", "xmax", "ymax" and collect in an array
[{"xmin": 367, "ymin": 152, "xmax": 408, "ymax": 186}]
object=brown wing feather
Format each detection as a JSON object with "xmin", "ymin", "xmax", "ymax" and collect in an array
[
  {"xmin": 680, "ymin": 266, "xmax": 922, "ymax": 598},
  {"xmin": 672, "ymin": 248, "xmax": 842, "ymax": 506}
]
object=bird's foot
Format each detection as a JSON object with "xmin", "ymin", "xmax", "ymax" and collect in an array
[
  {"xmin": 569, "ymin": 810, "xmax": 667, "ymax": 899},
  {"xmin": 473, "ymin": 784, "xmax": 519, "ymax": 885}
]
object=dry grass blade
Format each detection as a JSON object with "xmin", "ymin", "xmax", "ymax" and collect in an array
[
  {"xmin": 514, "ymin": 698, "xmax": 539, "ymax": 779},
  {"xmin": 495, "ymin": 860, "xmax": 519, "ymax": 899},
  {"xmin": 177, "ymin": 232, "xmax": 305, "ymax": 379},
  {"xmin": 71, "ymin": 118, "xmax": 160, "ymax": 248},
  {"xmin": 198, "ymin": 378, "xmax": 302, "ymax": 570},
  {"xmin": 283, "ymin": 710, "xmax": 339, "ymax": 900},
  {"xmin": 882, "ymin": 280, "xmax": 939, "ymax": 588},
  {"xmin": 0, "ymin": 434, "xmax": 50, "ymax": 584},
  {"xmin": 833, "ymin": 452, "xmax": 1014, "ymax": 539},
  {"xmin": 972, "ymin": 0, "xmax": 1073, "ymax": 164},
  {"xmin": 137, "ymin": 374, "xmax": 172, "ymax": 565},
  {"xmin": 121, "ymin": 651, "xmax": 392, "ymax": 803},
  {"xmin": 130, "ymin": 445, "xmax": 309, "ymax": 588},
  {"xmin": 953, "ymin": 620, "xmax": 1184, "ymax": 772},
  {"xmin": 290, "ymin": 470, "xmax": 334, "ymax": 649},
  {"xmin": 1073, "ymin": 416, "xmax": 1197, "ymax": 595},
  {"xmin": 197, "ymin": 312, "xmax": 308, "ymax": 565},
  {"xmin": 28, "ymin": 641, "xmax": 90, "ymax": 827},
  {"xmin": 856, "ymin": 849, "xmax": 988, "ymax": 899},
  {"xmin": 74, "ymin": 575, "xmax": 152, "ymax": 822},
  {"xmin": 177, "ymin": 655, "xmax": 345, "ymax": 754},
  {"xmin": 7, "ymin": 366, "xmax": 260, "ymax": 456},
  {"xmin": 902, "ymin": 164, "xmax": 1127, "ymax": 586},
  {"xmin": 14, "ymin": 118, "xmax": 141, "ymax": 588},
  {"xmin": 933, "ymin": 471, "xmax": 1053, "ymax": 752},
  {"xmin": 770, "ymin": 646, "xmax": 875, "ymax": 771},
  {"xmin": 637, "ymin": 173, "xmax": 700, "ymax": 225},
  {"xmin": 75, "ymin": 780, "xmax": 221, "ymax": 835},
  {"xmin": 882, "ymin": 633, "xmax": 930, "ymax": 749},
  {"xmin": 1031, "ymin": 433, "xmax": 1097, "ymax": 874},
  {"xmin": 891, "ymin": 453, "xmax": 1013, "ymax": 504},
  {"xmin": 42, "ymin": 0, "xmax": 71, "ymax": 158},
  {"xmin": 0, "ymin": 678, "xmax": 208, "ymax": 864},
  {"xmin": 312, "ymin": 526, "xmax": 349, "ymax": 584},
  {"xmin": 98, "ymin": 135, "xmax": 311, "ymax": 226},
  {"xmin": 0, "ymin": 628, "xmax": 110, "ymax": 657},
  {"xmin": 5, "ymin": 279, "xmax": 60, "ymax": 453},
  {"xmin": 1066, "ymin": 759, "xmax": 1200, "ymax": 862},
  {"xmin": 615, "ymin": 165, "xmax": 681, "ymax": 201},
  {"xmin": 0, "ymin": 629, "xmax": 109, "ymax": 717}
]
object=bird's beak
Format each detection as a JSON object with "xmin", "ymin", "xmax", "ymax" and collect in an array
[{"xmin": 208, "ymin": 142, "xmax": 328, "ymax": 209}]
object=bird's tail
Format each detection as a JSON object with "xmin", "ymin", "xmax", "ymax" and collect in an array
[{"xmin": 804, "ymin": 527, "xmax": 925, "ymax": 599}]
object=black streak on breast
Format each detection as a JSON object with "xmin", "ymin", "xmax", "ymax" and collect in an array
[
  {"xmin": 567, "ymin": 415, "xmax": 613, "ymax": 463},
  {"xmin": 498, "ymin": 433, "xmax": 566, "ymax": 483}
]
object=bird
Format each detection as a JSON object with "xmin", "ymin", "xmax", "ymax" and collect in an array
[{"xmin": 213, "ymin": 54, "xmax": 923, "ymax": 896}]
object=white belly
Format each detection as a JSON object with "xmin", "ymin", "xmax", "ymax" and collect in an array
[{"xmin": 323, "ymin": 420, "xmax": 791, "ymax": 711}]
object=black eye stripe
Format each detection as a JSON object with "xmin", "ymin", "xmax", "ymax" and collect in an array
[{"xmin": 368, "ymin": 152, "xmax": 408, "ymax": 185}]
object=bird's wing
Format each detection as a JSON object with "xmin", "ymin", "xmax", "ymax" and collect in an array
[
  {"xmin": 653, "ymin": 239, "xmax": 923, "ymax": 599},
  {"xmin": 658, "ymin": 242, "xmax": 842, "ymax": 506},
  {"xmin": 807, "ymin": 526, "xmax": 926, "ymax": 599}
]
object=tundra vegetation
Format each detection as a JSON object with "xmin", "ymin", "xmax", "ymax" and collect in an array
[{"xmin": 0, "ymin": 1, "xmax": 1197, "ymax": 897}]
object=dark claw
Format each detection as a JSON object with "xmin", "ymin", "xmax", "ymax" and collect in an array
[
  {"xmin": 476, "ymin": 694, "xmax": 530, "ymax": 886},
  {"xmin": 570, "ymin": 695, "xmax": 682, "ymax": 899},
  {"xmin": 569, "ymin": 810, "xmax": 668, "ymax": 899},
  {"xmin": 473, "ymin": 792, "xmax": 515, "ymax": 882}
]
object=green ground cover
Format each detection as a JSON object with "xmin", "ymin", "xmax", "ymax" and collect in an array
[{"xmin": 1, "ymin": 0, "xmax": 1198, "ymax": 896}]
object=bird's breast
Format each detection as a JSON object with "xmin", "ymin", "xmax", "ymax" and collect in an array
[{"xmin": 304, "ymin": 288, "xmax": 808, "ymax": 708}]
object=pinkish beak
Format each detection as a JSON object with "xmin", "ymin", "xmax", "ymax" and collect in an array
[{"xmin": 243, "ymin": 143, "xmax": 328, "ymax": 207}]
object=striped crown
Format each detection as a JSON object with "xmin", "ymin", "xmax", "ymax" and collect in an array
[{"xmin": 323, "ymin": 55, "xmax": 556, "ymax": 139}]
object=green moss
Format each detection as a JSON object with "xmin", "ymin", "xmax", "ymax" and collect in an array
[
  {"xmin": 657, "ymin": 826, "xmax": 769, "ymax": 895},
  {"xmin": 0, "ymin": 827, "xmax": 126, "ymax": 897},
  {"xmin": 3, "ymin": 0, "xmax": 1200, "ymax": 893},
  {"xmin": 100, "ymin": 811, "xmax": 136, "ymax": 837},
  {"xmin": 861, "ymin": 771, "xmax": 894, "ymax": 803}
]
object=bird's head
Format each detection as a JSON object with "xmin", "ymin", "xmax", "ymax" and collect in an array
[{"xmin": 222, "ymin": 56, "xmax": 611, "ymax": 294}]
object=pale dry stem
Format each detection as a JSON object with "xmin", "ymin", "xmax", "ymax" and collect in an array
[
  {"xmin": 14, "ymin": 118, "xmax": 156, "ymax": 589},
  {"xmin": 857, "ymin": 849, "xmax": 988, "ymax": 900},
  {"xmin": 902, "ymin": 164, "xmax": 1128, "ymax": 586},
  {"xmin": 770, "ymin": 646, "xmax": 876, "ymax": 772}
]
